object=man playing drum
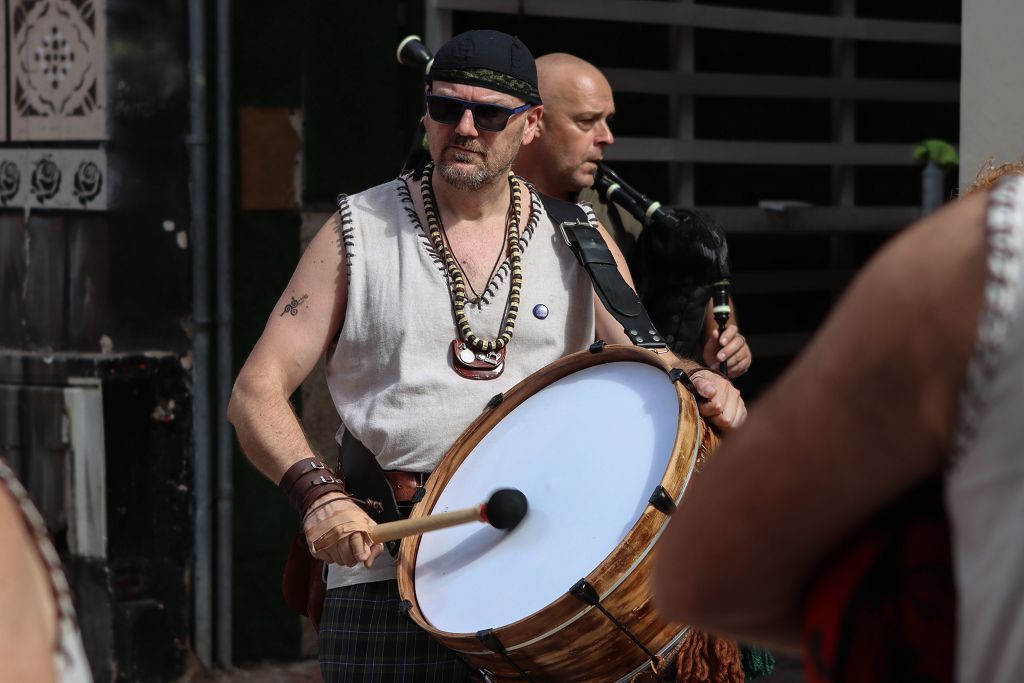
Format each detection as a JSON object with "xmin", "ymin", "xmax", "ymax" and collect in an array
[
  {"xmin": 514, "ymin": 53, "xmax": 753, "ymax": 378},
  {"xmin": 228, "ymin": 29, "xmax": 745, "ymax": 681}
]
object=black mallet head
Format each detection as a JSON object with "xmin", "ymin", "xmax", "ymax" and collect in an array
[{"xmin": 481, "ymin": 488, "xmax": 528, "ymax": 531}]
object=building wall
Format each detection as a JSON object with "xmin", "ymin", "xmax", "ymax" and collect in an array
[
  {"xmin": 959, "ymin": 0, "xmax": 1024, "ymax": 191},
  {"xmin": 0, "ymin": 1, "xmax": 194, "ymax": 680}
]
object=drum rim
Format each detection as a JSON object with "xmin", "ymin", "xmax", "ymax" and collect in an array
[{"xmin": 396, "ymin": 344, "xmax": 704, "ymax": 652}]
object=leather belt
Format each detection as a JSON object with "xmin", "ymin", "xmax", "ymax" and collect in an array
[{"xmin": 384, "ymin": 470, "xmax": 427, "ymax": 504}]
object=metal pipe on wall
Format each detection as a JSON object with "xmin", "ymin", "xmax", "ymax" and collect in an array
[
  {"xmin": 188, "ymin": 0, "xmax": 213, "ymax": 669},
  {"xmin": 215, "ymin": 0, "xmax": 234, "ymax": 669}
]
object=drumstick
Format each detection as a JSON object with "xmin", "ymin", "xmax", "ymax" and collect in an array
[{"xmin": 369, "ymin": 488, "xmax": 528, "ymax": 543}]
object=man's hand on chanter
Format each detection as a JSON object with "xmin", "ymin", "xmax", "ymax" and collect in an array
[
  {"xmin": 303, "ymin": 495, "xmax": 385, "ymax": 569},
  {"xmin": 688, "ymin": 368, "xmax": 747, "ymax": 431},
  {"xmin": 702, "ymin": 324, "xmax": 752, "ymax": 379}
]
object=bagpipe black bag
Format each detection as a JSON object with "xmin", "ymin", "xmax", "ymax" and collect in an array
[{"xmin": 628, "ymin": 207, "xmax": 731, "ymax": 360}]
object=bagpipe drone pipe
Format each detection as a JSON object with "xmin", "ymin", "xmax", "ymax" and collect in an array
[{"xmin": 397, "ymin": 36, "xmax": 434, "ymax": 180}]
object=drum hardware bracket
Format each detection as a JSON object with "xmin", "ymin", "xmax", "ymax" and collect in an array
[
  {"xmin": 669, "ymin": 368, "xmax": 710, "ymax": 404},
  {"xmin": 569, "ymin": 578, "xmax": 659, "ymax": 664},
  {"xmin": 486, "ymin": 393, "xmax": 505, "ymax": 410},
  {"xmin": 589, "ymin": 340, "xmax": 606, "ymax": 354},
  {"xmin": 398, "ymin": 599, "xmax": 413, "ymax": 619},
  {"xmin": 411, "ymin": 486, "xmax": 426, "ymax": 504},
  {"xmin": 648, "ymin": 485, "xmax": 677, "ymax": 515},
  {"xmin": 475, "ymin": 629, "xmax": 537, "ymax": 682}
]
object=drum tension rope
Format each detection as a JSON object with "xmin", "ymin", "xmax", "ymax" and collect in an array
[
  {"xmin": 475, "ymin": 629, "xmax": 537, "ymax": 682},
  {"xmin": 401, "ymin": 599, "xmax": 480, "ymax": 678},
  {"xmin": 570, "ymin": 578, "xmax": 659, "ymax": 664}
]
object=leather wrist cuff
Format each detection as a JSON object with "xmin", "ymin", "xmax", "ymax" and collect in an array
[{"xmin": 279, "ymin": 457, "xmax": 348, "ymax": 514}]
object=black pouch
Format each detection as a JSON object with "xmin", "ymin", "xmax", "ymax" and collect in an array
[{"xmin": 338, "ymin": 432, "xmax": 405, "ymax": 555}]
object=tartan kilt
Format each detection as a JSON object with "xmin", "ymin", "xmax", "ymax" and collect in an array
[{"xmin": 318, "ymin": 579, "xmax": 474, "ymax": 682}]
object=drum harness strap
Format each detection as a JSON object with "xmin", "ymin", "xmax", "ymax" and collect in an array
[
  {"xmin": 540, "ymin": 193, "xmax": 669, "ymax": 351},
  {"xmin": 541, "ymin": 193, "xmax": 712, "ymax": 414}
]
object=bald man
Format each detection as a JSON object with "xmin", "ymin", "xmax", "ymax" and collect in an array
[
  {"xmin": 515, "ymin": 54, "xmax": 752, "ymax": 377},
  {"xmin": 514, "ymin": 54, "xmax": 616, "ymax": 205}
]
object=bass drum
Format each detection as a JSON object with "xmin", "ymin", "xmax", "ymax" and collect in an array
[{"xmin": 397, "ymin": 344, "xmax": 718, "ymax": 681}]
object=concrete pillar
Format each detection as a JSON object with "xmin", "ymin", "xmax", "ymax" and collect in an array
[{"xmin": 959, "ymin": 0, "xmax": 1024, "ymax": 192}]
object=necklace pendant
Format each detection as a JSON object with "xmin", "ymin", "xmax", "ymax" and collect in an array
[{"xmin": 450, "ymin": 339, "xmax": 506, "ymax": 380}]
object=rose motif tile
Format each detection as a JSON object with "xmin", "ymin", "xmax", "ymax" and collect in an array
[
  {"xmin": 30, "ymin": 154, "xmax": 63, "ymax": 202},
  {"xmin": 0, "ymin": 160, "xmax": 21, "ymax": 205},
  {"xmin": 9, "ymin": 0, "xmax": 106, "ymax": 141},
  {"xmin": 0, "ymin": 148, "xmax": 107, "ymax": 209}
]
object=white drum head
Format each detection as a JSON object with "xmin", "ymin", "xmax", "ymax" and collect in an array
[{"xmin": 413, "ymin": 360, "xmax": 683, "ymax": 634}]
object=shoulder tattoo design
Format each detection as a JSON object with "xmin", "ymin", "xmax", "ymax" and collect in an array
[{"xmin": 280, "ymin": 294, "xmax": 309, "ymax": 317}]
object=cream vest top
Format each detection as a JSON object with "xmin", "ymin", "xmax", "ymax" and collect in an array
[
  {"xmin": 325, "ymin": 176, "xmax": 596, "ymax": 588},
  {"xmin": 946, "ymin": 175, "xmax": 1024, "ymax": 682}
]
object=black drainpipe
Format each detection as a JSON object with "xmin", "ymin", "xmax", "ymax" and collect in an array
[
  {"xmin": 188, "ymin": 0, "xmax": 213, "ymax": 668},
  {"xmin": 215, "ymin": 0, "xmax": 234, "ymax": 669}
]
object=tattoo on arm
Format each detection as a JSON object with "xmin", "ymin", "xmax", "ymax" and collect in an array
[{"xmin": 280, "ymin": 294, "xmax": 309, "ymax": 317}]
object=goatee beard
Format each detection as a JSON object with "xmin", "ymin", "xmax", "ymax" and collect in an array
[
  {"xmin": 436, "ymin": 133, "xmax": 519, "ymax": 191},
  {"xmin": 438, "ymin": 159, "xmax": 491, "ymax": 191}
]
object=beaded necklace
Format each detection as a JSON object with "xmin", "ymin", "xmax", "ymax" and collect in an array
[{"xmin": 421, "ymin": 162, "xmax": 523, "ymax": 379}]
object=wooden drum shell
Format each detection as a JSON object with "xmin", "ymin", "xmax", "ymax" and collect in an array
[{"xmin": 396, "ymin": 345, "xmax": 718, "ymax": 681}]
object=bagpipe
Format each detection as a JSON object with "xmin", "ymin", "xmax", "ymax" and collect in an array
[
  {"xmin": 397, "ymin": 35, "xmax": 733, "ymax": 367},
  {"xmin": 591, "ymin": 163, "xmax": 732, "ymax": 365}
]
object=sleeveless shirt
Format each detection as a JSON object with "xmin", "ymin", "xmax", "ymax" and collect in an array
[
  {"xmin": 325, "ymin": 176, "xmax": 596, "ymax": 588},
  {"xmin": 946, "ymin": 175, "xmax": 1024, "ymax": 682}
]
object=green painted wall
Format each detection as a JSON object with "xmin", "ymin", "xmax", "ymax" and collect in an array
[{"xmin": 230, "ymin": 0, "xmax": 422, "ymax": 661}]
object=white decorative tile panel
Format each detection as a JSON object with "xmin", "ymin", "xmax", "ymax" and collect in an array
[
  {"xmin": 9, "ymin": 0, "xmax": 107, "ymax": 141},
  {"xmin": 0, "ymin": 148, "xmax": 108, "ymax": 210}
]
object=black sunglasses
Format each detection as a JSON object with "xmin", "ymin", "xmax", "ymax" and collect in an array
[{"xmin": 425, "ymin": 94, "xmax": 532, "ymax": 132}]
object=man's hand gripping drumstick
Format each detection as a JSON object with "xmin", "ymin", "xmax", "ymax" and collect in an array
[
  {"xmin": 305, "ymin": 488, "xmax": 529, "ymax": 568},
  {"xmin": 304, "ymin": 495, "xmax": 386, "ymax": 568}
]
